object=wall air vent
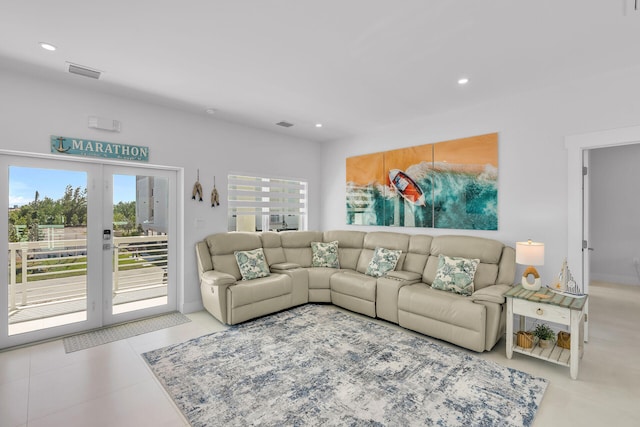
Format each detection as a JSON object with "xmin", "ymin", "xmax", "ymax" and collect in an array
[
  {"xmin": 67, "ymin": 63, "xmax": 102, "ymax": 79},
  {"xmin": 276, "ymin": 121, "xmax": 294, "ymax": 128}
]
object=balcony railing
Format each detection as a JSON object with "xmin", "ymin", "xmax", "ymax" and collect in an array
[{"xmin": 7, "ymin": 235, "xmax": 168, "ymax": 323}]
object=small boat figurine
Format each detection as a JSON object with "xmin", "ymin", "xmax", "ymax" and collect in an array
[
  {"xmin": 388, "ymin": 169, "xmax": 426, "ymax": 207},
  {"xmin": 549, "ymin": 258, "xmax": 586, "ymax": 297}
]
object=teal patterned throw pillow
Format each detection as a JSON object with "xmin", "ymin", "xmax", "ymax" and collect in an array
[
  {"xmin": 234, "ymin": 248, "xmax": 270, "ymax": 280},
  {"xmin": 365, "ymin": 247, "xmax": 401, "ymax": 278},
  {"xmin": 311, "ymin": 241, "xmax": 340, "ymax": 268},
  {"xmin": 431, "ymin": 254, "xmax": 479, "ymax": 296}
]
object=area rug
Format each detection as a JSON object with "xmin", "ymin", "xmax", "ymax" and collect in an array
[
  {"xmin": 143, "ymin": 305, "xmax": 547, "ymax": 426},
  {"xmin": 63, "ymin": 312, "xmax": 191, "ymax": 353}
]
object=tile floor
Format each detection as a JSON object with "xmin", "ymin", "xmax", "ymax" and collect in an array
[{"xmin": 1, "ymin": 281, "xmax": 638, "ymax": 427}]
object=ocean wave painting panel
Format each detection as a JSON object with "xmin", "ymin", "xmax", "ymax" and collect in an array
[{"xmin": 433, "ymin": 170, "xmax": 497, "ymax": 230}]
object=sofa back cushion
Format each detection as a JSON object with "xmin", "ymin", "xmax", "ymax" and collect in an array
[
  {"xmin": 323, "ymin": 230, "xmax": 365, "ymax": 270},
  {"xmin": 280, "ymin": 231, "xmax": 324, "ymax": 267},
  {"xmin": 403, "ymin": 234, "xmax": 432, "ymax": 274},
  {"xmin": 356, "ymin": 231, "xmax": 410, "ymax": 274},
  {"xmin": 423, "ymin": 235, "xmax": 504, "ymax": 291},
  {"xmin": 206, "ymin": 232, "xmax": 263, "ymax": 280},
  {"xmin": 259, "ymin": 232, "xmax": 287, "ymax": 266}
]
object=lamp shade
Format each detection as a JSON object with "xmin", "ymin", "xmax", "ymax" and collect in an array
[{"xmin": 515, "ymin": 240, "xmax": 544, "ymax": 266}]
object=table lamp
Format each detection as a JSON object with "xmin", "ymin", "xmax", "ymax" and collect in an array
[{"xmin": 516, "ymin": 240, "xmax": 544, "ymax": 291}]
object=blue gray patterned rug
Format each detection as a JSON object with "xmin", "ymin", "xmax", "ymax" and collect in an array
[{"xmin": 143, "ymin": 305, "xmax": 547, "ymax": 426}]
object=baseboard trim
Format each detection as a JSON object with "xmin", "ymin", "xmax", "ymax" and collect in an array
[
  {"xmin": 590, "ymin": 273, "xmax": 640, "ymax": 286},
  {"xmin": 181, "ymin": 300, "xmax": 205, "ymax": 314}
]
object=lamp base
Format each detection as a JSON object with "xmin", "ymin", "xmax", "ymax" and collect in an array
[{"xmin": 521, "ymin": 265, "xmax": 541, "ymax": 291}]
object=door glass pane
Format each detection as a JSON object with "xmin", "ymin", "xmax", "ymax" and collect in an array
[
  {"xmin": 8, "ymin": 167, "xmax": 88, "ymax": 335},
  {"xmin": 112, "ymin": 174, "xmax": 168, "ymax": 314}
]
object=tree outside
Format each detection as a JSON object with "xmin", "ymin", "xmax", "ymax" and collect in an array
[{"xmin": 8, "ymin": 187, "xmax": 139, "ymax": 242}]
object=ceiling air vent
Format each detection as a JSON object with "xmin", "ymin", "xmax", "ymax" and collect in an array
[
  {"xmin": 276, "ymin": 121, "xmax": 294, "ymax": 128},
  {"xmin": 67, "ymin": 63, "xmax": 102, "ymax": 79}
]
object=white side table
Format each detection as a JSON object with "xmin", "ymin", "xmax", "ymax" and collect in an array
[{"xmin": 505, "ymin": 285, "xmax": 587, "ymax": 380}]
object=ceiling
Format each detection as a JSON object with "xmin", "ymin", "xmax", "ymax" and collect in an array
[{"xmin": 1, "ymin": 1, "xmax": 639, "ymax": 142}]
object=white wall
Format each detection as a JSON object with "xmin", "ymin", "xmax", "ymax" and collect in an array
[
  {"xmin": 0, "ymin": 67, "xmax": 322, "ymax": 312},
  {"xmin": 320, "ymin": 65, "xmax": 640, "ymax": 283},
  {"xmin": 590, "ymin": 144, "xmax": 640, "ymax": 285}
]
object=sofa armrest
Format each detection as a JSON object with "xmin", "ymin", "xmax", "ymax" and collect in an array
[
  {"xmin": 201, "ymin": 270, "xmax": 237, "ymax": 287},
  {"xmin": 270, "ymin": 262, "xmax": 301, "ymax": 273},
  {"xmin": 471, "ymin": 284, "xmax": 512, "ymax": 304},
  {"xmin": 385, "ymin": 270, "xmax": 422, "ymax": 283}
]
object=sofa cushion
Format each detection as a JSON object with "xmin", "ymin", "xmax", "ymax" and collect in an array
[
  {"xmin": 280, "ymin": 231, "xmax": 324, "ymax": 267},
  {"xmin": 398, "ymin": 283, "xmax": 485, "ymax": 331},
  {"xmin": 311, "ymin": 241, "xmax": 340, "ymax": 268},
  {"xmin": 431, "ymin": 255, "xmax": 479, "ymax": 296},
  {"xmin": 424, "ymin": 235, "xmax": 504, "ymax": 290},
  {"xmin": 330, "ymin": 271, "xmax": 377, "ymax": 301},
  {"xmin": 211, "ymin": 255, "xmax": 242, "ymax": 280},
  {"xmin": 323, "ymin": 230, "xmax": 365, "ymax": 270},
  {"xmin": 403, "ymin": 235, "xmax": 432, "ymax": 274},
  {"xmin": 429, "ymin": 235, "xmax": 503, "ymax": 263},
  {"xmin": 260, "ymin": 231, "xmax": 287, "ymax": 266},
  {"xmin": 207, "ymin": 232, "xmax": 263, "ymax": 280},
  {"xmin": 357, "ymin": 232, "xmax": 409, "ymax": 273},
  {"xmin": 308, "ymin": 267, "xmax": 339, "ymax": 289},
  {"xmin": 207, "ymin": 232, "xmax": 262, "ymax": 255},
  {"xmin": 228, "ymin": 274, "xmax": 292, "ymax": 308},
  {"xmin": 424, "ymin": 256, "xmax": 499, "ymax": 291},
  {"xmin": 234, "ymin": 248, "xmax": 270, "ymax": 280},
  {"xmin": 366, "ymin": 247, "xmax": 402, "ymax": 278}
]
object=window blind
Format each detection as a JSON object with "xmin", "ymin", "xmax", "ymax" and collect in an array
[{"xmin": 228, "ymin": 174, "xmax": 308, "ymax": 230}]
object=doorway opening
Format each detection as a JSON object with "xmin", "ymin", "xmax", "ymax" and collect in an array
[
  {"xmin": 566, "ymin": 124, "xmax": 640, "ymax": 339},
  {"xmin": 1, "ymin": 151, "xmax": 182, "ymax": 349}
]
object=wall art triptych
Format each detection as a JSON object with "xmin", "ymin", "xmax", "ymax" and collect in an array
[{"xmin": 346, "ymin": 133, "xmax": 498, "ymax": 230}]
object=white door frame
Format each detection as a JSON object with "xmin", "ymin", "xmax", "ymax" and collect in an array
[
  {"xmin": 0, "ymin": 149, "xmax": 184, "ymax": 349},
  {"xmin": 566, "ymin": 124, "xmax": 640, "ymax": 336}
]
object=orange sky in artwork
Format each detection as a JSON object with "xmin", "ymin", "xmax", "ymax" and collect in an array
[
  {"xmin": 435, "ymin": 133, "xmax": 498, "ymax": 166},
  {"xmin": 346, "ymin": 133, "xmax": 498, "ymax": 185},
  {"xmin": 384, "ymin": 144, "xmax": 433, "ymax": 177},
  {"xmin": 346, "ymin": 152, "xmax": 385, "ymax": 186}
]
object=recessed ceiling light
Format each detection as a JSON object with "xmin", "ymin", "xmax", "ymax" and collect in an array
[
  {"xmin": 458, "ymin": 77, "xmax": 469, "ymax": 85},
  {"xmin": 39, "ymin": 42, "xmax": 57, "ymax": 51},
  {"xmin": 205, "ymin": 108, "xmax": 216, "ymax": 115},
  {"xmin": 315, "ymin": 123, "xmax": 323, "ymax": 128}
]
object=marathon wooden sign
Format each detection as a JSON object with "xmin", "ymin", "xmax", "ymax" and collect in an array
[{"xmin": 50, "ymin": 135, "xmax": 149, "ymax": 162}]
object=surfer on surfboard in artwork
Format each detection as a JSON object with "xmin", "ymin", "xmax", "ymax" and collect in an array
[{"xmin": 388, "ymin": 169, "xmax": 426, "ymax": 207}]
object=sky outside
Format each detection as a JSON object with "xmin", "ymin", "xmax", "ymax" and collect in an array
[{"xmin": 9, "ymin": 167, "xmax": 136, "ymax": 207}]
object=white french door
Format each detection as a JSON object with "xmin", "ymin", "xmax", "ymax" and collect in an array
[
  {"xmin": 1, "ymin": 152, "xmax": 179, "ymax": 349},
  {"xmin": 102, "ymin": 165, "xmax": 177, "ymax": 326}
]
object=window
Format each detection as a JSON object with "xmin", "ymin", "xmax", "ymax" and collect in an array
[{"xmin": 228, "ymin": 174, "xmax": 308, "ymax": 232}]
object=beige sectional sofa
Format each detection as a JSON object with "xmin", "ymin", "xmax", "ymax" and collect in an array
[{"xmin": 195, "ymin": 230, "xmax": 515, "ymax": 352}]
